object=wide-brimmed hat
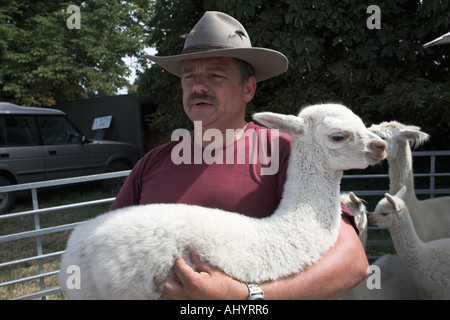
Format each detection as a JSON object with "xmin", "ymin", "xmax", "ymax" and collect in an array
[
  {"xmin": 423, "ymin": 31, "xmax": 450, "ymax": 48},
  {"xmin": 145, "ymin": 11, "xmax": 288, "ymax": 82}
]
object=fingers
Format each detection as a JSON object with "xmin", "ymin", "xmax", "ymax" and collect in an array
[
  {"xmin": 164, "ymin": 252, "xmax": 247, "ymax": 299},
  {"xmin": 163, "ymin": 272, "xmax": 182, "ymax": 298},
  {"xmin": 164, "ymin": 253, "xmax": 213, "ymax": 300},
  {"xmin": 189, "ymin": 250, "xmax": 212, "ymax": 273},
  {"xmin": 163, "ymin": 257, "xmax": 193, "ymax": 299},
  {"xmin": 164, "ymin": 255, "xmax": 213, "ymax": 300},
  {"xmin": 174, "ymin": 256, "xmax": 198, "ymax": 284}
]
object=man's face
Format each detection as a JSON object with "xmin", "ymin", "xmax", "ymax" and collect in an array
[{"xmin": 181, "ymin": 57, "xmax": 256, "ymax": 131}]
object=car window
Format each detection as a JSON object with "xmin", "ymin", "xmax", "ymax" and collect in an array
[
  {"xmin": 0, "ymin": 115, "xmax": 39, "ymax": 146},
  {"xmin": 38, "ymin": 116, "xmax": 82, "ymax": 145}
]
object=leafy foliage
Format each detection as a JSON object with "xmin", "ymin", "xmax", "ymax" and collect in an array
[
  {"xmin": 0, "ymin": 0, "xmax": 152, "ymax": 107},
  {"xmin": 139, "ymin": 0, "xmax": 449, "ymax": 149}
]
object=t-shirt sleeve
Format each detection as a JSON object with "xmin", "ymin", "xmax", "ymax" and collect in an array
[
  {"xmin": 340, "ymin": 202, "xmax": 359, "ymax": 235},
  {"xmin": 109, "ymin": 163, "xmax": 141, "ymax": 211}
]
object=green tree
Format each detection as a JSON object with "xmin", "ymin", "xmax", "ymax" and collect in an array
[
  {"xmin": 0, "ymin": 0, "xmax": 152, "ymax": 107},
  {"xmin": 139, "ymin": 0, "xmax": 449, "ymax": 149}
]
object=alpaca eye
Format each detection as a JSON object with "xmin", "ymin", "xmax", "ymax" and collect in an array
[
  {"xmin": 381, "ymin": 212, "xmax": 388, "ymax": 216},
  {"xmin": 330, "ymin": 134, "xmax": 348, "ymax": 142}
]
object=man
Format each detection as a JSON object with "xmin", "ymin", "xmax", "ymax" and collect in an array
[{"xmin": 111, "ymin": 11, "xmax": 369, "ymax": 299}]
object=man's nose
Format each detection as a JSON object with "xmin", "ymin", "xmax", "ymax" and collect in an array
[{"xmin": 191, "ymin": 75, "xmax": 209, "ymax": 93}]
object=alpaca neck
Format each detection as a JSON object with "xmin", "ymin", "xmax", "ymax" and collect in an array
[
  {"xmin": 389, "ymin": 209, "xmax": 425, "ymax": 267},
  {"xmin": 388, "ymin": 141, "xmax": 418, "ymax": 203},
  {"xmin": 273, "ymin": 140, "xmax": 342, "ymax": 226}
]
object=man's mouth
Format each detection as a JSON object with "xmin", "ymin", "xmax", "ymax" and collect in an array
[
  {"xmin": 188, "ymin": 93, "xmax": 217, "ymax": 108},
  {"xmin": 192, "ymin": 100, "xmax": 214, "ymax": 108}
]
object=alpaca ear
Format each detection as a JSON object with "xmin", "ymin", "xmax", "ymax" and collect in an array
[
  {"xmin": 349, "ymin": 192, "xmax": 362, "ymax": 206},
  {"xmin": 253, "ymin": 112, "xmax": 304, "ymax": 136},
  {"xmin": 396, "ymin": 185, "xmax": 407, "ymax": 200},
  {"xmin": 396, "ymin": 126, "xmax": 430, "ymax": 148},
  {"xmin": 385, "ymin": 192, "xmax": 403, "ymax": 211},
  {"xmin": 385, "ymin": 193, "xmax": 398, "ymax": 211}
]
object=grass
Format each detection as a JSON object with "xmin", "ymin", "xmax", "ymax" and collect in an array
[{"xmin": 0, "ymin": 183, "xmax": 115, "ymax": 300}]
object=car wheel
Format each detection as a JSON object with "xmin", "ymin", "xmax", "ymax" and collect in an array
[
  {"xmin": 102, "ymin": 161, "xmax": 130, "ymax": 193},
  {"xmin": 0, "ymin": 176, "xmax": 16, "ymax": 214}
]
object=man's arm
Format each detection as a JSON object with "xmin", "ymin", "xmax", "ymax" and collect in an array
[
  {"xmin": 163, "ymin": 216, "xmax": 369, "ymax": 299},
  {"xmin": 260, "ymin": 216, "xmax": 369, "ymax": 299}
]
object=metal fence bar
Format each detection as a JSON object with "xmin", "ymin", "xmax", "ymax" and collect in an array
[
  {"xmin": 0, "ymin": 170, "xmax": 131, "ymax": 193},
  {"xmin": 430, "ymin": 154, "xmax": 436, "ymax": 199},
  {"xmin": 0, "ymin": 270, "xmax": 60, "ymax": 287},
  {"xmin": 11, "ymin": 287, "xmax": 63, "ymax": 300},
  {"xmin": 0, "ymin": 251, "xmax": 65, "ymax": 269},
  {"xmin": 342, "ymin": 172, "xmax": 450, "ymax": 179},
  {"xmin": 0, "ymin": 197, "xmax": 115, "ymax": 221},
  {"xmin": 0, "ymin": 222, "xmax": 82, "ymax": 243}
]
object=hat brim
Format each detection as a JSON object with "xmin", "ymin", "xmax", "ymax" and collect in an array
[
  {"xmin": 145, "ymin": 47, "xmax": 288, "ymax": 82},
  {"xmin": 423, "ymin": 32, "xmax": 450, "ymax": 48}
]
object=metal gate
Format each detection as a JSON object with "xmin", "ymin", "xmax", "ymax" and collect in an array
[{"xmin": 0, "ymin": 171, "xmax": 129, "ymax": 300}]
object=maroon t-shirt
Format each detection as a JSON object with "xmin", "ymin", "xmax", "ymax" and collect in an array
[{"xmin": 110, "ymin": 122, "xmax": 356, "ymax": 230}]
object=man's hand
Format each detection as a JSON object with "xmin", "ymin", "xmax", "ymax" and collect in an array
[{"xmin": 163, "ymin": 250, "xmax": 248, "ymax": 300}]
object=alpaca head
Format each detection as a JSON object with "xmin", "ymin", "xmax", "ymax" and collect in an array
[
  {"xmin": 369, "ymin": 121, "xmax": 430, "ymax": 159},
  {"xmin": 369, "ymin": 186, "xmax": 408, "ymax": 228},
  {"xmin": 342, "ymin": 192, "xmax": 367, "ymax": 217},
  {"xmin": 253, "ymin": 103, "xmax": 387, "ymax": 171},
  {"xmin": 341, "ymin": 192, "xmax": 368, "ymax": 231}
]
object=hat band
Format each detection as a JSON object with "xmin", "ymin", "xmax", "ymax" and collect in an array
[{"xmin": 182, "ymin": 44, "xmax": 234, "ymax": 54}]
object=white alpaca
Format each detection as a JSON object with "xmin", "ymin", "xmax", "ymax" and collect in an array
[
  {"xmin": 369, "ymin": 121, "xmax": 450, "ymax": 242},
  {"xmin": 369, "ymin": 186, "xmax": 450, "ymax": 300},
  {"xmin": 348, "ymin": 121, "xmax": 450, "ymax": 300},
  {"xmin": 340, "ymin": 192, "xmax": 368, "ymax": 248},
  {"xmin": 59, "ymin": 104, "xmax": 386, "ymax": 300}
]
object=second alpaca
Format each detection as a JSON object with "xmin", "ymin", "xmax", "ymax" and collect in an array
[
  {"xmin": 369, "ymin": 121, "xmax": 450, "ymax": 241},
  {"xmin": 370, "ymin": 186, "xmax": 450, "ymax": 300}
]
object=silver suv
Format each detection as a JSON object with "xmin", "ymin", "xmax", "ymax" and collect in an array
[{"xmin": 0, "ymin": 102, "xmax": 141, "ymax": 213}]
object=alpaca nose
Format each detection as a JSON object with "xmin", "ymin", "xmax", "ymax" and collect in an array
[{"xmin": 371, "ymin": 139, "xmax": 387, "ymax": 152}]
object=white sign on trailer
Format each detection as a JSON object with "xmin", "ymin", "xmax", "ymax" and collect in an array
[{"xmin": 92, "ymin": 115, "xmax": 112, "ymax": 130}]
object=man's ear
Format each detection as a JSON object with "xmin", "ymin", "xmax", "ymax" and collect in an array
[{"xmin": 243, "ymin": 76, "xmax": 257, "ymax": 104}]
